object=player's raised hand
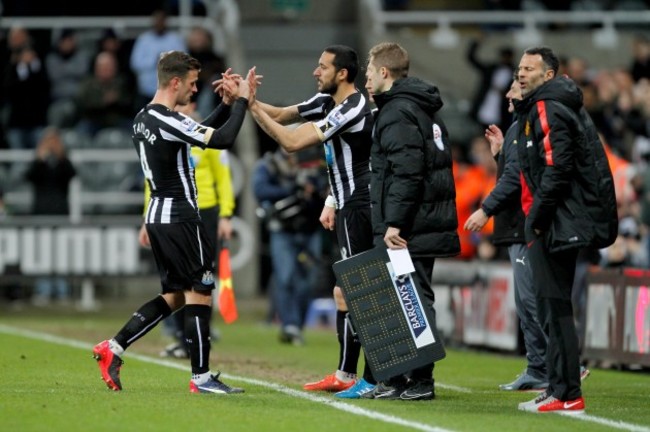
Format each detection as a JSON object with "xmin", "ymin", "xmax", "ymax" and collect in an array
[
  {"xmin": 485, "ymin": 124, "xmax": 504, "ymax": 157},
  {"xmin": 246, "ymin": 66, "xmax": 258, "ymax": 105}
]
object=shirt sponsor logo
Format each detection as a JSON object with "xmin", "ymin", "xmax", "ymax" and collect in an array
[
  {"xmin": 181, "ymin": 117, "xmax": 197, "ymax": 132},
  {"xmin": 328, "ymin": 110, "xmax": 346, "ymax": 128},
  {"xmin": 324, "ymin": 142, "xmax": 334, "ymax": 166}
]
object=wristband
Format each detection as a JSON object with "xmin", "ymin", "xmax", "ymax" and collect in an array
[{"xmin": 324, "ymin": 195, "xmax": 337, "ymax": 209}]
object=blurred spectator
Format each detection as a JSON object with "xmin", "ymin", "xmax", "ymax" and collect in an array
[
  {"xmin": 76, "ymin": 51, "xmax": 134, "ymax": 137},
  {"xmin": 25, "ymin": 127, "xmax": 76, "ymax": 306},
  {"xmin": 581, "ymin": 82, "xmax": 612, "ymax": 143},
  {"xmin": 565, "ymin": 56, "xmax": 593, "ymax": 86},
  {"xmin": 253, "ymin": 148, "xmax": 327, "ymax": 345},
  {"xmin": 628, "ymin": 79, "xmax": 650, "ymax": 165},
  {"xmin": 130, "ymin": 8, "xmax": 186, "ymax": 111},
  {"xmin": 2, "ymin": 26, "xmax": 50, "ymax": 149},
  {"xmin": 592, "ymin": 68, "xmax": 638, "ymax": 160},
  {"xmin": 469, "ymin": 135, "xmax": 498, "ymax": 259},
  {"xmin": 45, "ymin": 28, "xmax": 90, "ymax": 105},
  {"xmin": 600, "ymin": 216, "xmax": 649, "ymax": 269},
  {"xmin": 602, "ymin": 136, "xmax": 637, "ymax": 218},
  {"xmin": 630, "ymin": 34, "xmax": 650, "ymax": 83},
  {"xmin": 453, "ymin": 137, "xmax": 496, "ymax": 259},
  {"xmin": 466, "ymin": 38, "xmax": 514, "ymax": 133},
  {"xmin": 92, "ymin": 28, "xmax": 136, "ymax": 97},
  {"xmin": 25, "ymin": 126, "xmax": 76, "ymax": 214},
  {"xmin": 186, "ymin": 26, "xmax": 226, "ymax": 118}
]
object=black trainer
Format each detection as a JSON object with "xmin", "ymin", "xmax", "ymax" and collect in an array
[
  {"xmin": 400, "ymin": 379, "xmax": 435, "ymax": 401},
  {"xmin": 370, "ymin": 376, "xmax": 409, "ymax": 400},
  {"xmin": 189, "ymin": 372, "xmax": 245, "ymax": 394}
]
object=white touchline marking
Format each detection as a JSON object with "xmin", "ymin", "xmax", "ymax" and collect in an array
[
  {"xmin": 556, "ymin": 413, "xmax": 650, "ymax": 432},
  {"xmin": 436, "ymin": 383, "xmax": 472, "ymax": 393},
  {"xmin": 0, "ymin": 325, "xmax": 452, "ymax": 432},
  {"xmin": 2, "ymin": 324, "xmax": 649, "ymax": 432}
]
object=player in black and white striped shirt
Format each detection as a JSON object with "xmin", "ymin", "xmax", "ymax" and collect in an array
[
  {"xmin": 93, "ymin": 51, "xmax": 255, "ymax": 395},
  {"xmin": 248, "ymin": 45, "xmax": 377, "ymax": 398}
]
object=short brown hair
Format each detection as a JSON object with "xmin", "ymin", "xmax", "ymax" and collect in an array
[
  {"xmin": 157, "ymin": 50, "xmax": 201, "ymax": 87},
  {"xmin": 368, "ymin": 42, "xmax": 409, "ymax": 79}
]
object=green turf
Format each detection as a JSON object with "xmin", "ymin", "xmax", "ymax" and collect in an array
[{"xmin": 1, "ymin": 307, "xmax": 649, "ymax": 432}]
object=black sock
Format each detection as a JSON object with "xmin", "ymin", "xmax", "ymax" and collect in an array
[
  {"xmin": 336, "ymin": 311, "xmax": 360, "ymax": 375},
  {"xmin": 362, "ymin": 356, "xmax": 376, "ymax": 384},
  {"xmin": 184, "ymin": 304, "xmax": 212, "ymax": 375},
  {"xmin": 114, "ymin": 296, "xmax": 172, "ymax": 349},
  {"xmin": 172, "ymin": 308, "xmax": 187, "ymax": 348}
]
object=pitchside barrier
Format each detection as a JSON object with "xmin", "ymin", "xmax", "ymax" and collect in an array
[
  {"xmin": 0, "ymin": 215, "xmax": 255, "ymax": 309},
  {"xmin": 583, "ymin": 268, "xmax": 650, "ymax": 368},
  {"xmin": 335, "ymin": 257, "xmax": 648, "ymax": 370}
]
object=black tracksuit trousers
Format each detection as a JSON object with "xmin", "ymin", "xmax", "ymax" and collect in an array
[{"xmin": 526, "ymin": 228, "xmax": 582, "ymax": 401}]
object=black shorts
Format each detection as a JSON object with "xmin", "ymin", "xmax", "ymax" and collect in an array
[
  {"xmin": 335, "ymin": 206, "xmax": 374, "ymax": 260},
  {"xmin": 146, "ymin": 221, "xmax": 216, "ymax": 293},
  {"xmin": 199, "ymin": 205, "xmax": 219, "ymax": 259}
]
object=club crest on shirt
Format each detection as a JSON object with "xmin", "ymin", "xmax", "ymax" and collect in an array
[{"xmin": 201, "ymin": 271, "xmax": 215, "ymax": 285}]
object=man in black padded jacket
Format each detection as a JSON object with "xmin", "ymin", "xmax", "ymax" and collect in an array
[{"xmin": 363, "ymin": 42, "xmax": 460, "ymax": 401}]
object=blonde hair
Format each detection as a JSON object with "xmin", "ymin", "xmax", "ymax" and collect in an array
[{"xmin": 368, "ymin": 42, "xmax": 409, "ymax": 79}]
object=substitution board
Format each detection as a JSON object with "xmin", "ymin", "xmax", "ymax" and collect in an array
[{"xmin": 333, "ymin": 246, "xmax": 446, "ymax": 382}]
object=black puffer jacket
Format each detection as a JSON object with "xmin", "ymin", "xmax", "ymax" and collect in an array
[
  {"xmin": 370, "ymin": 77, "xmax": 460, "ymax": 257},
  {"xmin": 513, "ymin": 76, "xmax": 617, "ymax": 252}
]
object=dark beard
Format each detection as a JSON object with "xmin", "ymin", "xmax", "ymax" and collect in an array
[{"xmin": 321, "ymin": 81, "xmax": 338, "ymax": 95}]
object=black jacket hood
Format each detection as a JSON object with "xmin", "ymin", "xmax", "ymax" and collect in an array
[
  {"xmin": 515, "ymin": 75, "xmax": 583, "ymax": 114},
  {"xmin": 374, "ymin": 76, "xmax": 443, "ymax": 116}
]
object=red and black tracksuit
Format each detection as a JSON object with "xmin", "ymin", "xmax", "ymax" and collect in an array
[{"xmin": 513, "ymin": 76, "xmax": 617, "ymax": 401}]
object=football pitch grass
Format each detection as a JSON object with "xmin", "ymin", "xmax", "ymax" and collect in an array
[{"xmin": 1, "ymin": 302, "xmax": 649, "ymax": 432}]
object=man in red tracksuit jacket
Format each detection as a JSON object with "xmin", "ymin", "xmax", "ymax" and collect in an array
[{"xmin": 513, "ymin": 47, "xmax": 617, "ymax": 415}]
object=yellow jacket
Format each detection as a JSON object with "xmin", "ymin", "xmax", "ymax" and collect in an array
[{"xmin": 143, "ymin": 146, "xmax": 235, "ymax": 217}]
